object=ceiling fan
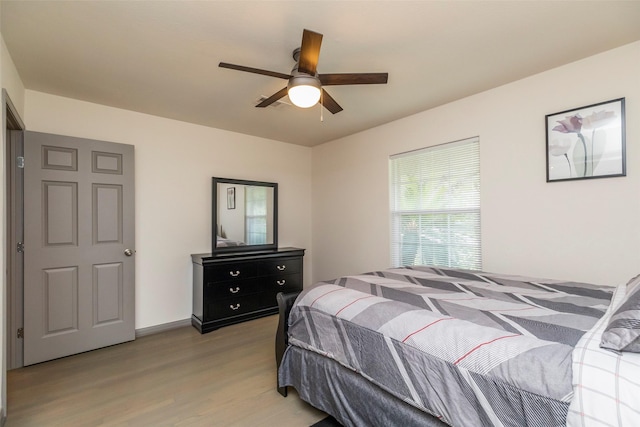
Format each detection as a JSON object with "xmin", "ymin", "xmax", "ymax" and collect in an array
[{"xmin": 219, "ymin": 29, "xmax": 389, "ymax": 114}]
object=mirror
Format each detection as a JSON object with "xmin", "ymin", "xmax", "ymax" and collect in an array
[{"xmin": 212, "ymin": 177, "xmax": 278, "ymax": 254}]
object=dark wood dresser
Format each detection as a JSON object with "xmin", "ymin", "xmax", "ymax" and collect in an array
[{"xmin": 191, "ymin": 247, "xmax": 305, "ymax": 333}]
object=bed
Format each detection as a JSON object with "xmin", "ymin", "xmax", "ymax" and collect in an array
[
  {"xmin": 215, "ymin": 235, "xmax": 246, "ymax": 247},
  {"xmin": 276, "ymin": 266, "xmax": 640, "ymax": 427}
]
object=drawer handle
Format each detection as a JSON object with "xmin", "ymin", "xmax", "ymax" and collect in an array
[
  {"xmin": 229, "ymin": 270, "xmax": 241, "ymax": 277},
  {"xmin": 277, "ymin": 280, "xmax": 286, "ymax": 286},
  {"xmin": 229, "ymin": 287, "xmax": 240, "ymax": 294},
  {"xmin": 230, "ymin": 303, "xmax": 240, "ymax": 310},
  {"xmin": 276, "ymin": 265, "xmax": 286, "ymax": 271}
]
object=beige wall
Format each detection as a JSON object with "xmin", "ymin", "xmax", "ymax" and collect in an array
[
  {"xmin": 24, "ymin": 91, "xmax": 313, "ymax": 329},
  {"xmin": 1, "ymin": 39, "xmax": 24, "ymax": 118},
  {"xmin": 312, "ymin": 41, "xmax": 640, "ymax": 287}
]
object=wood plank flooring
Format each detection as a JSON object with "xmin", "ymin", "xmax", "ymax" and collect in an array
[{"xmin": 6, "ymin": 315, "xmax": 326, "ymax": 426}]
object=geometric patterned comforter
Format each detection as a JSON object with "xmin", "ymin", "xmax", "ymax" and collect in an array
[{"xmin": 286, "ymin": 267, "xmax": 613, "ymax": 427}]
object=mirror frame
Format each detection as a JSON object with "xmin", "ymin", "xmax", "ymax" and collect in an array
[{"xmin": 212, "ymin": 177, "xmax": 278, "ymax": 255}]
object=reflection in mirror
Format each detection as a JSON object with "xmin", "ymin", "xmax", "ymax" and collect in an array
[{"xmin": 212, "ymin": 177, "xmax": 278, "ymax": 254}]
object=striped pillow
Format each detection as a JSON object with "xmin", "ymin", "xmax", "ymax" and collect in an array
[{"xmin": 600, "ymin": 274, "xmax": 640, "ymax": 352}]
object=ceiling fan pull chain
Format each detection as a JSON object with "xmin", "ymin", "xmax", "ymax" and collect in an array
[{"xmin": 320, "ymin": 90, "xmax": 324, "ymax": 122}]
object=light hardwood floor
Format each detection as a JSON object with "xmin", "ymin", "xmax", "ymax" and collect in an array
[{"xmin": 7, "ymin": 315, "xmax": 326, "ymax": 426}]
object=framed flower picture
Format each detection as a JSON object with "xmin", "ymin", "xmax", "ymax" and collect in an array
[
  {"xmin": 546, "ymin": 98, "xmax": 625, "ymax": 182},
  {"xmin": 227, "ymin": 187, "xmax": 235, "ymax": 209}
]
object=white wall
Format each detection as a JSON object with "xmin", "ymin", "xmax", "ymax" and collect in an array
[
  {"xmin": 312, "ymin": 41, "xmax": 640, "ymax": 287},
  {"xmin": 1, "ymin": 39, "xmax": 24, "ymax": 118},
  {"xmin": 24, "ymin": 91, "xmax": 313, "ymax": 329}
]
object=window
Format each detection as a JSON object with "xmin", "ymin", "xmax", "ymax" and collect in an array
[
  {"xmin": 390, "ymin": 137, "xmax": 481, "ymax": 269},
  {"xmin": 245, "ymin": 186, "xmax": 268, "ymax": 244}
]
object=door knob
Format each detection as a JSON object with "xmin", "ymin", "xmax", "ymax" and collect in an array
[{"xmin": 124, "ymin": 249, "xmax": 134, "ymax": 256}]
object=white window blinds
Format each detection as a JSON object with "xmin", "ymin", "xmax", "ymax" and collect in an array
[
  {"xmin": 389, "ymin": 137, "xmax": 481, "ymax": 269},
  {"xmin": 245, "ymin": 186, "xmax": 268, "ymax": 245}
]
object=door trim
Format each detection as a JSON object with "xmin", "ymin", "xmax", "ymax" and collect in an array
[{"xmin": 4, "ymin": 89, "xmax": 26, "ymax": 372}]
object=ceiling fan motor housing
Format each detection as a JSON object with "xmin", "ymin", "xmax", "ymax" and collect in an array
[
  {"xmin": 287, "ymin": 70, "xmax": 321, "ymax": 90},
  {"xmin": 292, "ymin": 47, "xmax": 302, "ymax": 62}
]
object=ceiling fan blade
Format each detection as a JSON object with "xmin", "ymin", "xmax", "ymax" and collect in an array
[
  {"xmin": 297, "ymin": 29, "xmax": 323, "ymax": 75},
  {"xmin": 256, "ymin": 87, "xmax": 289, "ymax": 108},
  {"xmin": 320, "ymin": 89, "xmax": 343, "ymax": 114},
  {"xmin": 319, "ymin": 73, "xmax": 388, "ymax": 86},
  {"xmin": 219, "ymin": 62, "xmax": 292, "ymax": 80}
]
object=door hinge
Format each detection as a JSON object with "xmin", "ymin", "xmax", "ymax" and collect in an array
[
  {"xmin": 17, "ymin": 328, "xmax": 24, "ymax": 339},
  {"xmin": 17, "ymin": 156, "xmax": 24, "ymax": 169},
  {"xmin": 17, "ymin": 242, "xmax": 24, "ymax": 253}
]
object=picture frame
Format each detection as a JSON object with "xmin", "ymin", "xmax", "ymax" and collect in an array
[
  {"xmin": 227, "ymin": 187, "xmax": 235, "ymax": 209},
  {"xmin": 546, "ymin": 98, "xmax": 625, "ymax": 182}
]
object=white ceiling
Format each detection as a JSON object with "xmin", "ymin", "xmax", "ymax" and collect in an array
[{"xmin": 2, "ymin": 1, "xmax": 640, "ymax": 147}]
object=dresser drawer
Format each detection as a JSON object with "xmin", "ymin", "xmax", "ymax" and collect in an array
[
  {"xmin": 205, "ymin": 293, "xmax": 273, "ymax": 320},
  {"xmin": 206, "ymin": 278, "xmax": 262, "ymax": 299},
  {"xmin": 259, "ymin": 257, "xmax": 302, "ymax": 276},
  {"xmin": 206, "ymin": 261, "xmax": 258, "ymax": 282},
  {"xmin": 267, "ymin": 273, "xmax": 302, "ymax": 294}
]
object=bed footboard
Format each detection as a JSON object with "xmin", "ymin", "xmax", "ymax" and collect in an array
[{"xmin": 275, "ymin": 291, "xmax": 301, "ymax": 397}]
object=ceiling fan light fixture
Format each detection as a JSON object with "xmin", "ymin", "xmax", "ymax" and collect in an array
[{"xmin": 287, "ymin": 74, "xmax": 321, "ymax": 108}]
